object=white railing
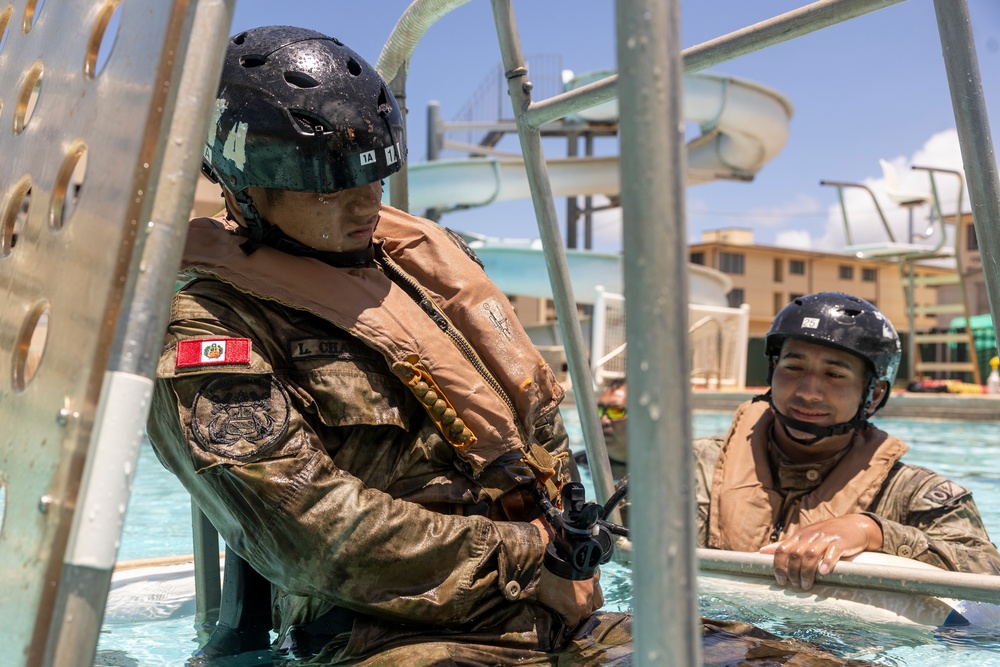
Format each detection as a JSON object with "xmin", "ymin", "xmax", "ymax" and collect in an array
[{"xmin": 591, "ymin": 287, "xmax": 750, "ymax": 390}]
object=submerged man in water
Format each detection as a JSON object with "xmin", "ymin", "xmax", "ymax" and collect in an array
[
  {"xmin": 574, "ymin": 377, "xmax": 629, "ymax": 479},
  {"xmin": 696, "ymin": 292, "xmax": 1000, "ymax": 589},
  {"xmin": 146, "ymin": 25, "xmax": 619, "ymax": 665}
]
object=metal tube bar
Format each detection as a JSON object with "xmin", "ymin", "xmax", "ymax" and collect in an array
[
  {"xmin": 616, "ymin": 0, "xmax": 699, "ymax": 665},
  {"xmin": 488, "ymin": 0, "xmax": 619, "ymax": 516},
  {"xmin": 818, "ymin": 180, "xmax": 896, "ymax": 243},
  {"xmin": 427, "ymin": 100, "xmax": 441, "ymax": 161},
  {"xmin": 47, "ymin": 1, "xmax": 236, "ymax": 665},
  {"xmin": 698, "ymin": 549, "xmax": 1000, "ymax": 604},
  {"xmin": 527, "ymin": 0, "xmax": 905, "ymax": 130},
  {"xmin": 906, "ymin": 259, "xmax": 917, "ymax": 380},
  {"xmin": 388, "ymin": 71, "xmax": 410, "ymax": 213},
  {"xmin": 933, "ymin": 0, "xmax": 1000, "ymax": 342},
  {"xmin": 682, "ymin": 0, "xmax": 905, "ymax": 73}
]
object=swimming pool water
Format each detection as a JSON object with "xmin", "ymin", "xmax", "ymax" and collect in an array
[{"xmin": 94, "ymin": 410, "xmax": 1000, "ymax": 666}]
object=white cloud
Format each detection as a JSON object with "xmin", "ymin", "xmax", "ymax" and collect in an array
[
  {"xmin": 743, "ymin": 194, "xmax": 823, "ymax": 229},
  {"xmin": 774, "ymin": 229, "xmax": 813, "ymax": 249}
]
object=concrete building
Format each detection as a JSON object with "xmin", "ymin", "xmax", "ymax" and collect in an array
[{"xmin": 687, "ymin": 228, "xmax": 954, "ymax": 338}]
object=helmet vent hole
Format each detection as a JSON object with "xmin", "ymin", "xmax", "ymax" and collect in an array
[
  {"xmin": 232, "ymin": 32, "xmax": 246, "ymax": 45},
  {"xmin": 289, "ymin": 110, "xmax": 329, "ymax": 135},
  {"xmin": 346, "ymin": 58, "xmax": 362, "ymax": 76},
  {"xmin": 240, "ymin": 54, "xmax": 267, "ymax": 68},
  {"xmin": 284, "ymin": 71, "xmax": 318, "ymax": 89}
]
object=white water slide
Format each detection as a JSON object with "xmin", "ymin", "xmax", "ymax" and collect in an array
[
  {"xmin": 402, "ymin": 70, "xmax": 794, "ymax": 211},
  {"xmin": 395, "ymin": 70, "xmax": 793, "ymax": 305}
]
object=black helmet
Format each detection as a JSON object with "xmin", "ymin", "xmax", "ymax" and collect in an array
[
  {"xmin": 761, "ymin": 292, "xmax": 900, "ymax": 445},
  {"xmin": 204, "ymin": 26, "xmax": 404, "ymax": 195},
  {"xmin": 766, "ymin": 292, "xmax": 900, "ymax": 395}
]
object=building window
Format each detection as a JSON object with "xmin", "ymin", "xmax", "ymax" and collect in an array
[
  {"xmin": 773, "ymin": 292, "xmax": 786, "ymax": 316},
  {"xmin": 967, "ymin": 223, "xmax": 978, "ymax": 251},
  {"xmin": 719, "ymin": 252, "xmax": 745, "ymax": 275},
  {"xmin": 862, "ymin": 267, "xmax": 877, "ymax": 283},
  {"xmin": 690, "ymin": 251, "xmax": 705, "ymax": 265},
  {"xmin": 773, "ymin": 258, "xmax": 783, "ymax": 283},
  {"xmin": 727, "ymin": 288, "xmax": 745, "ymax": 309},
  {"xmin": 839, "ymin": 265, "xmax": 854, "ymax": 280},
  {"xmin": 789, "ymin": 259, "xmax": 805, "ymax": 275},
  {"xmin": 789, "ymin": 293, "xmax": 804, "ymax": 301}
]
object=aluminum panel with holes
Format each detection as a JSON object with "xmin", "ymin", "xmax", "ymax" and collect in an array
[{"xmin": 0, "ymin": 0, "xmax": 201, "ymax": 662}]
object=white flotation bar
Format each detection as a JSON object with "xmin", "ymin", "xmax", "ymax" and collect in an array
[{"xmin": 698, "ymin": 549, "xmax": 1000, "ymax": 630}]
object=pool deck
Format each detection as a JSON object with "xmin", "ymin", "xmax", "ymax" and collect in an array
[
  {"xmin": 564, "ymin": 385, "xmax": 1000, "ymax": 421},
  {"xmin": 690, "ymin": 388, "xmax": 1000, "ymax": 421}
]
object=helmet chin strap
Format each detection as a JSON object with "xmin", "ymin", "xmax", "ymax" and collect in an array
[{"xmin": 755, "ymin": 391, "xmax": 871, "ymax": 447}]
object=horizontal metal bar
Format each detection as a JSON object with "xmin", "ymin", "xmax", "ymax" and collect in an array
[
  {"xmin": 698, "ymin": 549, "xmax": 1000, "ymax": 604},
  {"xmin": 914, "ymin": 333, "xmax": 974, "ymax": 344},
  {"xmin": 902, "ymin": 275, "xmax": 961, "ymax": 286},
  {"xmin": 914, "ymin": 303, "xmax": 967, "ymax": 315},
  {"xmin": 526, "ymin": 0, "xmax": 905, "ymax": 130},
  {"xmin": 440, "ymin": 119, "xmax": 520, "ymax": 132},
  {"xmin": 914, "ymin": 361, "xmax": 978, "ymax": 372},
  {"xmin": 683, "ymin": 0, "xmax": 905, "ymax": 73}
]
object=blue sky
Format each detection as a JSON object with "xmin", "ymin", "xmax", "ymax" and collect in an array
[{"xmin": 229, "ymin": 0, "xmax": 1000, "ymax": 254}]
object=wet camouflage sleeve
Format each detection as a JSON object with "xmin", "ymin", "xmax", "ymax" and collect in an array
[
  {"xmin": 692, "ymin": 437, "xmax": 724, "ymax": 548},
  {"xmin": 866, "ymin": 463, "xmax": 1000, "ymax": 574},
  {"xmin": 146, "ymin": 284, "xmax": 548, "ymax": 629}
]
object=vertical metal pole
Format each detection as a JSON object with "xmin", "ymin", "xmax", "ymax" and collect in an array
[
  {"xmin": 934, "ymin": 0, "xmax": 1000, "ymax": 340},
  {"xmin": 425, "ymin": 100, "xmax": 442, "ymax": 221},
  {"xmin": 905, "ymin": 259, "xmax": 917, "ymax": 380},
  {"xmin": 489, "ymin": 0, "xmax": 619, "ymax": 514},
  {"xmin": 584, "ymin": 133, "xmax": 594, "ymax": 250},
  {"xmin": 388, "ymin": 71, "xmax": 410, "ymax": 213},
  {"xmin": 192, "ymin": 503, "xmax": 222, "ymax": 642},
  {"xmin": 566, "ymin": 133, "xmax": 579, "ymax": 249},
  {"xmin": 616, "ymin": 0, "xmax": 700, "ymax": 665},
  {"xmin": 427, "ymin": 101, "xmax": 441, "ymax": 161}
]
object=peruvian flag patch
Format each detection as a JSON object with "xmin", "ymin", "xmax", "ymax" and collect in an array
[{"xmin": 176, "ymin": 338, "xmax": 251, "ymax": 369}]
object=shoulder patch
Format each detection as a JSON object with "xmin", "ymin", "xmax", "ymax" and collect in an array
[
  {"xmin": 922, "ymin": 480, "xmax": 969, "ymax": 506},
  {"xmin": 192, "ymin": 375, "xmax": 289, "ymax": 459},
  {"xmin": 177, "ymin": 337, "xmax": 251, "ymax": 369}
]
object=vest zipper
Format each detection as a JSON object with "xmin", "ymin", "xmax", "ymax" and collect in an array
[{"xmin": 377, "ymin": 253, "xmax": 521, "ymax": 428}]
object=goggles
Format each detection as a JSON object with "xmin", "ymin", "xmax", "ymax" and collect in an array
[{"xmin": 597, "ymin": 403, "xmax": 626, "ymax": 420}]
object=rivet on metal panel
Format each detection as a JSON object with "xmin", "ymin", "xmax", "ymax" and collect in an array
[
  {"xmin": 55, "ymin": 406, "xmax": 78, "ymax": 427},
  {"xmin": 37, "ymin": 494, "xmax": 52, "ymax": 514}
]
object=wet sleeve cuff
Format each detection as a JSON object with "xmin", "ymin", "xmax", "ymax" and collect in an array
[
  {"xmin": 493, "ymin": 520, "xmax": 545, "ymax": 602},
  {"xmin": 862, "ymin": 511, "xmax": 927, "ymax": 560}
]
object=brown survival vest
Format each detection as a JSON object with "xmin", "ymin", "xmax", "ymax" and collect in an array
[
  {"xmin": 708, "ymin": 400, "xmax": 908, "ymax": 551},
  {"xmin": 180, "ymin": 207, "xmax": 564, "ymax": 495}
]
